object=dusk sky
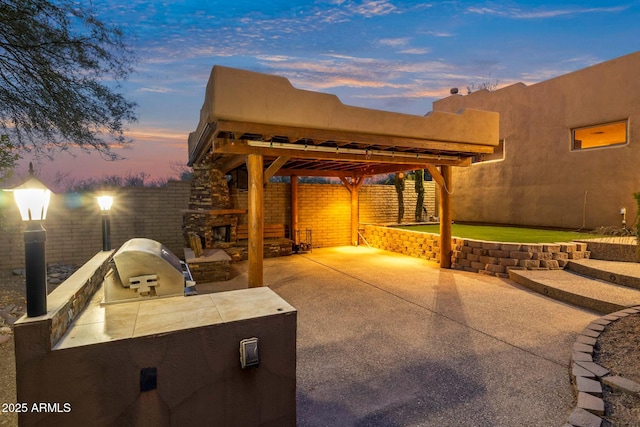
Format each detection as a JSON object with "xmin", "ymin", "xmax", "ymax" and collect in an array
[{"xmin": 20, "ymin": 0, "xmax": 640, "ymax": 190}]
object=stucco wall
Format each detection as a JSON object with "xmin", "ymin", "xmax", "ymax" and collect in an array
[
  {"xmin": 433, "ymin": 51, "xmax": 640, "ymax": 229},
  {"xmin": 0, "ymin": 181, "xmax": 436, "ymax": 270}
]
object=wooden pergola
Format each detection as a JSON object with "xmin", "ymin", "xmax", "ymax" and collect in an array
[{"xmin": 188, "ymin": 66, "xmax": 499, "ymax": 287}]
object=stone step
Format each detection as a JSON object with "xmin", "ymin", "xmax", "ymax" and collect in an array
[
  {"xmin": 567, "ymin": 259, "xmax": 640, "ymax": 290},
  {"xmin": 508, "ymin": 269, "xmax": 640, "ymax": 314}
]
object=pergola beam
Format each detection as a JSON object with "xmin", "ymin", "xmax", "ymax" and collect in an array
[
  {"xmin": 264, "ymin": 156, "xmax": 290, "ymax": 182},
  {"xmin": 213, "ymin": 138, "xmax": 471, "ymax": 167},
  {"xmin": 220, "ymin": 154, "xmax": 246, "ymax": 174},
  {"xmin": 425, "ymin": 164, "xmax": 446, "ymax": 188},
  {"xmin": 276, "ymin": 169, "xmax": 357, "ymax": 178},
  {"xmin": 210, "ymin": 120, "xmax": 496, "ymax": 156}
]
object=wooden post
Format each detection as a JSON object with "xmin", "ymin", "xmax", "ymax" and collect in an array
[
  {"xmin": 351, "ymin": 183, "xmax": 359, "ymax": 246},
  {"xmin": 247, "ymin": 154, "xmax": 264, "ymax": 287},
  {"xmin": 439, "ymin": 165, "xmax": 452, "ymax": 269},
  {"xmin": 291, "ymin": 175, "xmax": 299, "ymax": 246},
  {"xmin": 340, "ymin": 177, "xmax": 363, "ymax": 246}
]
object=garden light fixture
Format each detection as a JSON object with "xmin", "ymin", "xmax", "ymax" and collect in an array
[
  {"xmin": 97, "ymin": 195, "xmax": 113, "ymax": 251},
  {"xmin": 9, "ymin": 163, "xmax": 51, "ymax": 317}
]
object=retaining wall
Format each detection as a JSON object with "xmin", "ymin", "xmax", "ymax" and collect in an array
[{"xmin": 362, "ymin": 224, "xmax": 591, "ymax": 277}]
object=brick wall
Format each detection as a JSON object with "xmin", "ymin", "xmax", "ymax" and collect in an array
[
  {"xmin": 299, "ymin": 183, "xmax": 352, "ymax": 247},
  {"xmin": 231, "ymin": 181, "xmax": 437, "ymax": 248},
  {"xmin": 0, "ymin": 181, "xmax": 436, "ymax": 270}
]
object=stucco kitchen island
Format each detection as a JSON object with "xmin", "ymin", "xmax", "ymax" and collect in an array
[{"xmin": 14, "ymin": 250, "xmax": 297, "ymax": 426}]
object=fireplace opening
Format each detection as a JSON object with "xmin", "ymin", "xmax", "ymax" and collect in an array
[{"xmin": 213, "ymin": 225, "xmax": 231, "ymax": 243}]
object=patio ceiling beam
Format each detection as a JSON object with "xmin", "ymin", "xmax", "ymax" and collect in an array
[
  {"xmin": 212, "ymin": 120, "xmax": 495, "ymax": 155},
  {"xmin": 356, "ymin": 162, "xmax": 468, "ymax": 177},
  {"xmin": 276, "ymin": 168, "xmax": 357, "ymax": 178},
  {"xmin": 220, "ymin": 154, "xmax": 246, "ymax": 174},
  {"xmin": 213, "ymin": 138, "xmax": 470, "ymax": 167}
]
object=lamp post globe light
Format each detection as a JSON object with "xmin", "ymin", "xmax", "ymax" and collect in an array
[
  {"xmin": 10, "ymin": 163, "xmax": 51, "ymax": 317},
  {"xmin": 97, "ymin": 195, "xmax": 113, "ymax": 251}
]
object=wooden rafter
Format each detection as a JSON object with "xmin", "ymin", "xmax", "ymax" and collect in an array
[
  {"xmin": 211, "ymin": 120, "xmax": 495, "ymax": 156},
  {"xmin": 213, "ymin": 138, "xmax": 471, "ymax": 168}
]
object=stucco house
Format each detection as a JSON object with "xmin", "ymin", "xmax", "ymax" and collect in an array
[{"xmin": 433, "ymin": 50, "xmax": 640, "ymax": 230}]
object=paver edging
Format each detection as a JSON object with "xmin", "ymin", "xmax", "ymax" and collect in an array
[{"xmin": 566, "ymin": 305, "xmax": 640, "ymax": 426}]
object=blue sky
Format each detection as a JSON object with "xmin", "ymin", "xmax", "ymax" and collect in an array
[{"xmin": 25, "ymin": 0, "xmax": 640, "ymax": 188}]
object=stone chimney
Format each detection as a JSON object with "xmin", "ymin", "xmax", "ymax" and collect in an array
[{"xmin": 183, "ymin": 155, "xmax": 240, "ymax": 249}]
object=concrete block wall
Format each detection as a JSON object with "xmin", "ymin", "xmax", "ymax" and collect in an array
[
  {"xmin": 359, "ymin": 181, "xmax": 436, "ymax": 224},
  {"xmin": 0, "ymin": 181, "xmax": 191, "ymax": 270},
  {"xmin": 231, "ymin": 182, "xmax": 436, "ymax": 249},
  {"xmin": 0, "ymin": 181, "xmax": 436, "ymax": 270},
  {"xmin": 109, "ymin": 181, "xmax": 191, "ymax": 256},
  {"xmin": 232, "ymin": 183, "xmax": 355, "ymax": 247},
  {"xmin": 362, "ymin": 224, "xmax": 590, "ymax": 277},
  {"xmin": 231, "ymin": 183, "xmax": 291, "ymax": 227},
  {"xmin": 299, "ymin": 183, "xmax": 352, "ymax": 248}
]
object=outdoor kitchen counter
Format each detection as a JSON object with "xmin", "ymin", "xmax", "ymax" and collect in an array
[{"xmin": 54, "ymin": 286, "xmax": 295, "ymax": 350}]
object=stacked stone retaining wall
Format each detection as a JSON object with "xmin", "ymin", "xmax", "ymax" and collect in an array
[{"xmin": 362, "ymin": 224, "xmax": 590, "ymax": 277}]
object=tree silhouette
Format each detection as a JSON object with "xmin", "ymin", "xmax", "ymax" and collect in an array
[{"xmin": 0, "ymin": 0, "xmax": 137, "ymax": 159}]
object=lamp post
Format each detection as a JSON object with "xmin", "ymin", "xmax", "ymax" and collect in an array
[
  {"xmin": 10, "ymin": 164, "xmax": 51, "ymax": 317},
  {"xmin": 97, "ymin": 196, "xmax": 113, "ymax": 251}
]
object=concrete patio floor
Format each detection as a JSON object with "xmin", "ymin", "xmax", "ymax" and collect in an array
[{"xmin": 199, "ymin": 246, "xmax": 599, "ymax": 426}]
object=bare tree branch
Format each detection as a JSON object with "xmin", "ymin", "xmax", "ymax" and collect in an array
[{"xmin": 0, "ymin": 0, "xmax": 137, "ymax": 159}]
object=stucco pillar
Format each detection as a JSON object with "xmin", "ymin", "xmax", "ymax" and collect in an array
[{"xmin": 247, "ymin": 154, "xmax": 264, "ymax": 287}]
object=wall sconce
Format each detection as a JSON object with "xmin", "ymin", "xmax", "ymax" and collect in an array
[
  {"xmin": 7, "ymin": 163, "xmax": 51, "ymax": 317},
  {"xmin": 97, "ymin": 195, "xmax": 113, "ymax": 251}
]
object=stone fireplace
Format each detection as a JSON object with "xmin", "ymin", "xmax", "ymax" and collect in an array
[
  {"xmin": 183, "ymin": 154, "xmax": 293, "ymax": 274},
  {"xmin": 212, "ymin": 224, "xmax": 231, "ymax": 244},
  {"xmin": 183, "ymin": 156, "xmax": 244, "ymax": 250}
]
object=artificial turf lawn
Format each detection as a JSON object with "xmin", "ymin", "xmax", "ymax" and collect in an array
[{"xmin": 396, "ymin": 224, "xmax": 595, "ymax": 243}]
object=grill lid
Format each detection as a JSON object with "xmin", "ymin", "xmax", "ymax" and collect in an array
[{"xmin": 103, "ymin": 238, "xmax": 192, "ymax": 304}]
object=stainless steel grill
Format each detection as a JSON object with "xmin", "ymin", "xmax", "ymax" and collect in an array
[{"xmin": 103, "ymin": 238, "xmax": 196, "ymax": 304}]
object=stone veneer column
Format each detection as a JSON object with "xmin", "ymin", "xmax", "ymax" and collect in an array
[{"xmin": 183, "ymin": 155, "xmax": 235, "ymax": 249}]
